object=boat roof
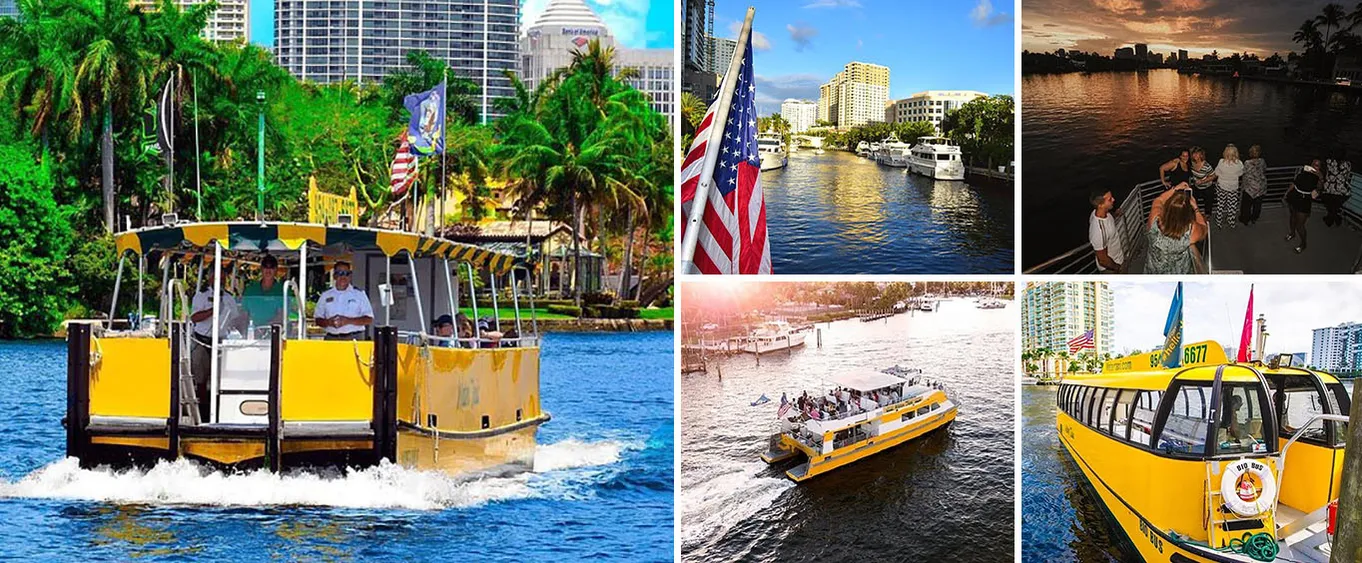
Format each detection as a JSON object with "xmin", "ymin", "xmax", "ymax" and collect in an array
[
  {"xmin": 828, "ymin": 370, "xmax": 904, "ymax": 392},
  {"xmin": 1070, "ymin": 340, "xmax": 1342, "ymax": 390},
  {"xmin": 113, "ymin": 221, "xmax": 520, "ymax": 273}
]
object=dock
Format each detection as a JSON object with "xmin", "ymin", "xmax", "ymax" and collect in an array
[{"xmin": 965, "ymin": 165, "xmax": 1014, "ymax": 189}]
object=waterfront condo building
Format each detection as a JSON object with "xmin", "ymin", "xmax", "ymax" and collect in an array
[
  {"xmin": 1311, "ymin": 322, "xmax": 1362, "ymax": 373},
  {"xmin": 127, "ymin": 0, "xmax": 248, "ymax": 41},
  {"xmin": 682, "ymin": 0, "xmax": 717, "ymax": 101},
  {"xmin": 706, "ymin": 35, "xmax": 736, "ymax": 75},
  {"xmin": 274, "ymin": 0, "xmax": 518, "ymax": 122},
  {"xmin": 521, "ymin": 0, "xmax": 675, "ymax": 128},
  {"xmin": 1021, "ymin": 282, "xmax": 1115, "ymax": 362},
  {"xmin": 884, "ymin": 90, "xmax": 986, "ymax": 132},
  {"xmin": 780, "ymin": 99, "xmax": 817, "ymax": 134},
  {"xmin": 818, "ymin": 61, "xmax": 889, "ymax": 129},
  {"xmin": 0, "ymin": 0, "xmax": 15, "ymax": 18}
]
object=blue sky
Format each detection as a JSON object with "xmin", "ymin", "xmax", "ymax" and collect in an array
[
  {"xmin": 713, "ymin": 0, "xmax": 1015, "ymax": 115},
  {"xmin": 250, "ymin": 0, "xmax": 674, "ymax": 49}
]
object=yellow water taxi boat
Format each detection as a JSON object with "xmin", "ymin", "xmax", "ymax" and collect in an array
[
  {"xmin": 1057, "ymin": 340, "xmax": 1346, "ymax": 562},
  {"xmin": 64, "ymin": 221, "xmax": 549, "ymax": 476},
  {"xmin": 761, "ymin": 368, "xmax": 956, "ymax": 482}
]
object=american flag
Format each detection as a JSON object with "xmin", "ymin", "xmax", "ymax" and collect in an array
[
  {"xmin": 390, "ymin": 136, "xmax": 418, "ymax": 195},
  {"xmin": 679, "ymin": 23, "xmax": 771, "ymax": 274},
  {"xmin": 1068, "ymin": 330, "xmax": 1095, "ymax": 353}
]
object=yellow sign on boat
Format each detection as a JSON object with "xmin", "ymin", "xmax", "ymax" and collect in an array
[{"xmin": 1101, "ymin": 340, "xmax": 1230, "ymax": 374}]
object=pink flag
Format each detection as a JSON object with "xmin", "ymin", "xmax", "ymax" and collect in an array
[{"xmin": 1238, "ymin": 285, "xmax": 1253, "ymax": 362}]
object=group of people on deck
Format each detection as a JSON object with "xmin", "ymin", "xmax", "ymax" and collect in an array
[
  {"xmin": 1088, "ymin": 144, "xmax": 1354, "ymax": 273},
  {"xmin": 786, "ymin": 387, "xmax": 903, "ymax": 422}
]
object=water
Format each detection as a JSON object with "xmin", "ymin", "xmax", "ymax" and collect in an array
[
  {"xmin": 764, "ymin": 150, "xmax": 1014, "ymax": 274},
  {"xmin": 679, "ymin": 299, "xmax": 1015, "ymax": 562},
  {"xmin": 1020, "ymin": 380, "xmax": 1358, "ymax": 562},
  {"xmin": 1023, "ymin": 69, "xmax": 1362, "ymax": 267},
  {"xmin": 0, "ymin": 333, "xmax": 674, "ymax": 561}
]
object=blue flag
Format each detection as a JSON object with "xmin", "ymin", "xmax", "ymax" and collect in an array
[
  {"xmin": 1161, "ymin": 282, "xmax": 1184, "ymax": 369},
  {"xmin": 404, "ymin": 81, "xmax": 446, "ymax": 156}
]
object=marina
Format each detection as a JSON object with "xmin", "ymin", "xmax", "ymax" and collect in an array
[
  {"xmin": 680, "ymin": 294, "xmax": 1015, "ymax": 562},
  {"xmin": 762, "ymin": 149, "xmax": 1013, "ymax": 274}
]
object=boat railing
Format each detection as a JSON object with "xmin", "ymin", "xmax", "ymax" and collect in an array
[
  {"xmin": 281, "ymin": 279, "xmax": 306, "ymax": 340},
  {"xmin": 1274, "ymin": 413, "xmax": 1347, "ymax": 509},
  {"xmin": 1024, "ymin": 166, "xmax": 1334, "ymax": 274}
]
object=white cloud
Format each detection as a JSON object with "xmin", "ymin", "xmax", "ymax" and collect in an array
[
  {"xmin": 1110, "ymin": 281, "xmax": 1362, "ymax": 363},
  {"xmin": 969, "ymin": 0, "xmax": 1013, "ymax": 27}
]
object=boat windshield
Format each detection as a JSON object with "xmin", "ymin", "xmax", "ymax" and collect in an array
[
  {"xmin": 1155, "ymin": 381, "xmax": 1273, "ymax": 457},
  {"xmin": 1275, "ymin": 375, "xmax": 1348, "ymax": 447}
]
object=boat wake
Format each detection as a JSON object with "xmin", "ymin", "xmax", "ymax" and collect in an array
[
  {"xmin": 0, "ymin": 439, "xmax": 633, "ymax": 511},
  {"xmin": 679, "ymin": 461, "xmax": 793, "ymax": 548}
]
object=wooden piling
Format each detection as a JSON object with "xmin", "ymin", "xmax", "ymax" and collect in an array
[{"xmin": 1333, "ymin": 381, "xmax": 1362, "ymax": 563}]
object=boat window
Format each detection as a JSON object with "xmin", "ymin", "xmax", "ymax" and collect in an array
[
  {"xmin": 1281, "ymin": 383, "xmax": 1330, "ymax": 445},
  {"xmin": 1086, "ymin": 388, "xmax": 1105, "ymax": 427},
  {"xmin": 1111, "ymin": 389, "xmax": 1137, "ymax": 439},
  {"xmin": 1097, "ymin": 389, "xmax": 1118, "ymax": 433},
  {"xmin": 1214, "ymin": 384, "xmax": 1271, "ymax": 456},
  {"xmin": 1329, "ymin": 382, "xmax": 1350, "ymax": 447},
  {"xmin": 1156, "ymin": 383, "xmax": 1212, "ymax": 454},
  {"xmin": 936, "ymin": 154, "xmax": 950, "ymax": 161},
  {"xmin": 931, "ymin": 402, "xmax": 940, "ymax": 411},
  {"xmin": 916, "ymin": 406, "xmax": 930, "ymax": 417},
  {"xmin": 1130, "ymin": 390, "xmax": 1162, "ymax": 447},
  {"xmin": 903, "ymin": 410, "xmax": 915, "ymax": 422},
  {"xmin": 1076, "ymin": 386, "xmax": 1091, "ymax": 423}
]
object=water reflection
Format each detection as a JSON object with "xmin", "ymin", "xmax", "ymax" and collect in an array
[
  {"xmin": 763, "ymin": 150, "xmax": 1012, "ymax": 274},
  {"xmin": 1024, "ymin": 69, "xmax": 1362, "ymax": 266}
]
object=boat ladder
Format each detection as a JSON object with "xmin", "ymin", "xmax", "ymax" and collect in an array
[
  {"xmin": 179, "ymin": 331, "xmax": 202, "ymax": 425},
  {"xmin": 1204, "ymin": 460, "xmax": 1274, "ymax": 548}
]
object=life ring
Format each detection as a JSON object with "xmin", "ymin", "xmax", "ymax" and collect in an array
[{"xmin": 1221, "ymin": 459, "xmax": 1277, "ymax": 517}]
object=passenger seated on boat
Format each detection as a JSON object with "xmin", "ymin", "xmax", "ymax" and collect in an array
[
  {"xmin": 313, "ymin": 261, "xmax": 374, "ymax": 341},
  {"xmin": 432, "ymin": 314, "xmax": 455, "ymax": 347}
]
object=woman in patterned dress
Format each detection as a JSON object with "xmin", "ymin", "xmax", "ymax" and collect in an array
[
  {"xmin": 1213, "ymin": 144, "xmax": 1245, "ymax": 230},
  {"xmin": 1239, "ymin": 145, "xmax": 1267, "ymax": 225},
  {"xmin": 1322, "ymin": 148, "xmax": 1353, "ymax": 227},
  {"xmin": 1145, "ymin": 183, "xmax": 1208, "ymax": 274}
]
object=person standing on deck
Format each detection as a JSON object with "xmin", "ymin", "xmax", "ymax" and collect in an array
[
  {"xmin": 313, "ymin": 260, "xmax": 374, "ymax": 340},
  {"xmin": 1189, "ymin": 146, "xmax": 1217, "ymax": 212},
  {"xmin": 1160, "ymin": 149, "xmax": 1192, "ymax": 188},
  {"xmin": 189, "ymin": 268, "xmax": 243, "ymax": 422},
  {"xmin": 1322, "ymin": 148, "xmax": 1352, "ymax": 227},
  {"xmin": 1285, "ymin": 159, "xmax": 1323, "ymax": 254},
  {"xmin": 1240, "ymin": 145, "xmax": 1268, "ymax": 225},
  {"xmin": 1145, "ymin": 183, "xmax": 1207, "ymax": 275},
  {"xmin": 1213, "ymin": 144, "xmax": 1245, "ymax": 230},
  {"xmin": 240, "ymin": 254, "xmax": 284, "ymax": 331},
  {"xmin": 1087, "ymin": 190, "xmax": 1126, "ymax": 273}
]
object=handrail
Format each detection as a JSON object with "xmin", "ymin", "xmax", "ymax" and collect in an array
[
  {"xmin": 1026, "ymin": 166, "xmax": 1321, "ymax": 274},
  {"xmin": 281, "ymin": 279, "xmax": 306, "ymax": 339},
  {"xmin": 1274, "ymin": 413, "xmax": 1347, "ymax": 508}
]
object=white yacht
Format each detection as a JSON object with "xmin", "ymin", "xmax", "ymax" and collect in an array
[
  {"xmin": 756, "ymin": 133, "xmax": 788, "ymax": 171},
  {"xmin": 873, "ymin": 133, "xmax": 911, "ymax": 168},
  {"xmin": 907, "ymin": 136, "xmax": 965, "ymax": 180},
  {"xmin": 854, "ymin": 141, "xmax": 870, "ymax": 157},
  {"xmin": 740, "ymin": 320, "xmax": 806, "ymax": 354}
]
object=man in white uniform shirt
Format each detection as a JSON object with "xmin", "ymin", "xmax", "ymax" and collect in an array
[
  {"xmin": 314, "ymin": 260, "xmax": 374, "ymax": 340},
  {"xmin": 189, "ymin": 269, "xmax": 241, "ymax": 421}
]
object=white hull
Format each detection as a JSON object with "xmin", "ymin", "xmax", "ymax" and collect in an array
[
  {"xmin": 908, "ymin": 158, "xmax": 965, "ymax": 180},
  {"xmin": 741, "ymin": 332, "xmax": 806, "ymax": 354},
  {"xmin": 876, "ymin": 153, "xmax": 909, "ymax": 167},
  {"xmin": 759, "ymin": 152, "xmax": 788, "ymax": 171}
]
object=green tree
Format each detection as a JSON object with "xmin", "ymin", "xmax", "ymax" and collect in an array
[
  {"xmin": 0, "ymin": 141, "xmax": 74, "ymax": 337},
  {"xmin": 940, "ymin": 95, "xmax": 1014, "ymax": 169}
]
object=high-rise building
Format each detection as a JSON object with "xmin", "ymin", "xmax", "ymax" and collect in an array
[
  {"xmin": 130, "ymin": 0, "xmax": 248, "ymax": 41},
  {"xmin": 1178, "ymin": 49, "xmax": 1188, "ymax": 63},
  {"xmin": 1114, "ymin": 47, "xmax": 1136, "ymax": 60},
  {"xmin": 521, "ymin": 0, "xmax": 675, "ymax": 128},
  {"xmin": 274, "ymin": 0, "xmax": 519, "ymax": 122},
  {"xmin": 0, "ymin": 0, "xmax": 20, "ymax": 18},
  {"xmin": 1022, "ymin": 282, "xmax": 1115, "ymax": 361},
  {"xmin": 1312, "ymin": 322, "xmax": 1362, "ymax": 372},
  {"xmin": 682, "ymin": 0, "xmax": 717, "ymax": 101},
  {"xmin": 1134, "ymin": 43, "xmax": 1148, "ymax": 61},
  {"xmin": 780, "ymin": 99, "xmax": 817, "ymax": 133},
  {"xmin": 817, "ymin": 61, "xmax": 889, "ymax": 129},
  {"xmin": 884, "ymin": 90, "xmax": 987, "ymax": 132},
  {"xmin": 706, "ymin": 35, "xmax": 736, "ymax": 75}
]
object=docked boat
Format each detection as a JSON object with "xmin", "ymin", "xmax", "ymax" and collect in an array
[
  {"xmin": 976, "ymin": 298, "xmax": 1005, "ymax": 309},
  {"xmin": 64, "ymin": 221, "xmax": 549, "ymax": 476},
  {"xmin": 918, "ymin": 298, "xmax": 938, "ymax": 312},
  {"xmin": 761, "ymin": 367, "xmax": 956, "ymax": 482},
  {"xmin": 1057, "ymin": 338, "xmax": 1346, "ymax": 562},
  {"xmin": 756, "ymin": 132, "xmax": 787, "ymax": 171},
  {"xmin": 872, "ymin": 133, "xmax": 911, "ymax": 167},
  {"xmin": 739, "ymin": 320, "xmax": 806, "ymax": 354},
  {"xmin": 855, "ymin": 141, "xmax": 870, "ymax": 157},
  {"xmin": 814, "ymin": 148, "xmax": 825, "ymax": 155},
  {"xmin": 907, "ymin": 136, "xmax": 966, "ymax": 180}
]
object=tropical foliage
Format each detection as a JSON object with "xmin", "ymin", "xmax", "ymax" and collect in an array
[{"xmin": 0, "ymin": 0, "xmax": 672, "ymax": 336}]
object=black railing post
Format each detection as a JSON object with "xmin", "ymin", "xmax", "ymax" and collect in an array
[
  {"xmin": 167, "ymin": 322, "xmax": 181, "ymax": 461},
  {"xmin": 65, "ymin": 323, "xmax": 91, "ymax": 466},
  {"xmin": 371, "ymin": 326, "xmax": 398, "ymax": 464},
  {"xmin": 266, "ymin": 324, "xmax": 282, "ymax": 472}
]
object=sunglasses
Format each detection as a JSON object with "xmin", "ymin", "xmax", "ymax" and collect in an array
[{"xmin": 335, "ymin": 269, "xmax": 353, "ymax": 277}]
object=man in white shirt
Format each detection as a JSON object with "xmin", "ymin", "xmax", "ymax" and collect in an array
[
  {"xmin": 188, "ymin": 270, "xmax": 241, "ymax": 422},
  {"xmin": 1088, "ymin": 190, "xmax": 1126, "ymax": 273},
  {"xmin": 313, "ymin": 260, "xmax": 374, "ymax": 340}
]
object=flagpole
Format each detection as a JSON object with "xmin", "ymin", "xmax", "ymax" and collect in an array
[
  {"xmin": 677, "ymin": 6, "xmax": 755, "ymax": 274},
  {"xmin": 193, "ymin": 70, "xmax": 202, "ymax": 220},
  {"xmin": 166, "ymin": 74, "xmax": 176, "ymax": 215},
  {"xmin": 440, "ymin": 69, "xmax": 448, "ymax": 234}
]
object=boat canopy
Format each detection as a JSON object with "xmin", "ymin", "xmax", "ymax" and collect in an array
[
  {"xmin": 113, "ymin": 221, "xmax": 520, "ymax": 273},
  {"xmin": 828, "ymin": 371, "xmax": 904, "ymax": 392}
]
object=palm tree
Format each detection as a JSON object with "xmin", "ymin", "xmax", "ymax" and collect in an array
[
  {"xmin": 679, "ymin": 91, "xmax": 705, "ymax": 144},
  {"xmin": 1319, "ymin": 3, "xmax": 1348, "ymax": 51},
  {"xmin": 0, "ymin": 0, "xmax": 82, "ymax": 178},
  {"xmin": 1295, "ymin": 19, "xmax": 1325, "ymax": 53}
]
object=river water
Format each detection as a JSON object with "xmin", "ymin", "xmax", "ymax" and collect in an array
[
  {"xmin": 1023, "ymin": 69, "xmax": 1362, "ymax": 268},
  {"xmin": 679, "ymin": 298, "xmax": 1015, "ymax": 562},
  {"xmin": 0, "ymin": 333, "xmax": 674, "ymax": 561},
  {"xmin": 764, "ymin": 149, "xmax": 1014, "ymax": 274}
]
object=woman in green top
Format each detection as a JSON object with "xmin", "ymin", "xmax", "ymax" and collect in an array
[{"xmin": 241, "ymin": 254, "xmax": 286, "ymax": 331}]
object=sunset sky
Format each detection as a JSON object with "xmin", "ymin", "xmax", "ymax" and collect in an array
[{"xmin": 1023, "ymin": 0, "xmax": 1353, "ymax": 58}]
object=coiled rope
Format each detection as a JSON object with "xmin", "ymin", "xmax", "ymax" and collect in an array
[{"xmin": 1226, "ymin": 531, "xmax": 1279, "ymax": 562}]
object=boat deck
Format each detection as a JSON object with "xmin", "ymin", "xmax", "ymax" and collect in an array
[
  {"xmin": 1275, "ymin": 503, "xmax": 1333, "ymax": 563},
  {"xmin": 786, "ymin": 462, "xmax": 810, "ymax": 481},
  {"xmin": 760, "ymin": 447, "xmax": 800, "ymax": 464}
]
